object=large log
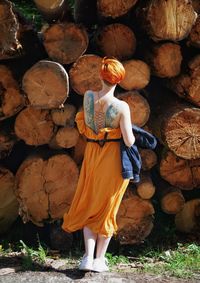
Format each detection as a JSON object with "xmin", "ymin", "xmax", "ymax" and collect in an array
[
  {"xmin": 95, "ymin": 23, "xmax": 136, "ymax": 60},
  {"xmin": 14, "ymin": 107, "xmax": 55, "ymax": 146},
  {"xmin": 119, "ymin": 59, "xmax": 151, "ymax": 90},
  {"xmin": 117, "ymin": 188, "xmax": 155, "ymax": 244},
  {"xmin": 15, "ymin": 153, "xmax": 79, "ymax": 226},
  {"xmin": 117, "ymin": 91, "xmax": 150, "ymax": 127},
  {"xmin": 150, "ymin": 94, "xmax": 200, "ymax": 159},
  {"xmin": 49, "ymin": 126, "xmax": 80, "ymax": 149},
  {"xmin": 175, "ymin": 199, "xmax": 200, "ymax": 232},
  {"xmin": 169, "ymin": 55, "xmax": 200, "ymax": 107},
  {"xmin": 33, "ymin": 0, "xmax": 72, "ymax": 22},
  {"xmin": 0, "ymin": 65, "xmax": 25, "ymax": 120},
  {"xmin": 51, "ymin": 104, "xmax": 76, "ymax": 127},
  {"xmin": 145, "ymin": 42, "xmax": 182, "ymax": 78},
  {"xmin": 22, "ymin": 60, "xmax": 69, "ymax": 109},
  {"xmin": 160, "ymin": 150, "xmax": 200, "ymax": 189},
  {"xmin": 69, "ymin": 54, "xmax": 102, "ymax": 95},
  {"xmin": 0, "ymin": 0, "xmax": 22, "ymax": 60},
  {"xmin": 43, "ymin": 23, "xmax": 89, "ymax": 65},
  {"xmin": 0, "ymin": 166, "xmax": 19, "ymax": 234},
  {"xmin": 97, "ymin": 0, "xmax": 138, "ymax": 19},
  {"xmin": 139, "ymin": 0, "xmax": 197, "ymax": 42}
]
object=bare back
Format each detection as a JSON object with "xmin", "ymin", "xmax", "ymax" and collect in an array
[{"xmin": 83, "ymin": 90, "xmax": 122, "ymax": 133}]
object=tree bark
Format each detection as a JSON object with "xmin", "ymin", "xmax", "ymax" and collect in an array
[
  {"xmin": 15, "ymin": 153, "xmax": 79, "ymax": 226},
  {"xmin": 175, "ymin": 199, "xmax": 200, "ymax": 232},
  {"xmin": 0, "ymin": 65, "xmax": 25, "ymax": 120},
  {"xmin": 117, "ymin": 91, "xmax": 150, "ymax": 127},
  {"xmin": 119, "ymin": 59, "xmax": 150, "ymax": 90},
  {"xmin": 139, "ymin": 0, "xmax": 197, "ymax": 42},
  {"xmin": 0, "ymin": 166, "xmax": 19, "ymax": 234},
  {"xmin": 69, "ymin": 54, "xmax": 102, "ymax": 95},
  {"xmin": 43, "ymin": 23, "xmax": 88, "ymax": 65},
  {"xmin": 0, "ymin": 124, "xmax": 17, "ymax": 159},
  {"xmin": 117, "ymin": 188, "xmax": 155, "ymax": 244},
  {"xmin": 15, "ymin": 107, "xmax": 55, "ymax": 146},
  {"xmin": 97, "ymin": 0, "xmax": 138, "ymax": 19},
  {"xmin": 22, "ymin": 60, "xmax": 69, "ymax": 109},
  {"xmin": 95, "ymin": 23, "xmax": 136, "ymax": 60},
  {"xmin": 0, "ymin": 0, "xmax": 22, "ymax": 60},
  {"xmin": 160, "ymin": 150, "xmax": 200, "ymax": 189}
]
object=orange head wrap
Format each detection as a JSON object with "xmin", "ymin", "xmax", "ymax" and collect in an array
[{"xmin": 100, "ymin": 57, "xmax": 125, "ymax": 85}]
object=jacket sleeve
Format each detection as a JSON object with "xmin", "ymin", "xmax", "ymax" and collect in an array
[{"xmin": 132, "ymin": 125, "xmax": 157, "ymax": 149}]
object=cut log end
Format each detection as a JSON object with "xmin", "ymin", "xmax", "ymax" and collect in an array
[
  {"xmin": 145, "ymin": 0, "xmax": 197, "ymax": 41},
  {"xmin": 69, "ymin": 54, "xmax": 103, "ymax": 95},
  {"xmin": 160, "ymin": 150, "xmax": 200, "ymax": 189},
  {"xmin": 23, "ymin": 60, "xmax": 69, "ymax": 109},
  {"xmin": 15, "ymin": 107, "xmax": 55, "ymax": 146},
  {"xmin": 117, "ymin": 91, "xmax": 150, "ymax": 127},
  {"xmin": 117, "ymin": 188, "xmax": 154, "ymax": 244},
  {"xmin": 15, "ymin": 154, "xmax": 79, "ymax": 225},
  {"xmin": 120, "ymin": 59, "xmax": 151, "ymax": 90},
  {"xmin": 164, "ymin": 107, "xmax": 200, "ymax": 160},
  {"xmin": 43, "ymin": 23, "xmax": 88, "ymax": 65},
  {"xmin": 175, "ymin": 199, "xmax": 200, "ymax": 233},
  {"xmin": 95, "ymin": 24, "xmax": 136, "ymax": 61}
]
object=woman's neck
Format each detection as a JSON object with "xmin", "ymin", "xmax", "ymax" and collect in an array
[{"xmin": 98, "ymin": 82, "xmax": 116, "ymax": 98}]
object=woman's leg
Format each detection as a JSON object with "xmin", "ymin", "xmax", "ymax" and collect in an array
[
  {"xmin": 96, "ymin": 234, "xmax": 112, "ymax": 258},
  {"xmin": 83, "ymin": 226, "xmax": 97, "ymax": 257},
  {"xmin": 79, "ymin": 226, "xmax": 97, "ymax": 270},
  {"xmin": 92, "ymin": 234, "xmax": 112, "ymax": 272}
]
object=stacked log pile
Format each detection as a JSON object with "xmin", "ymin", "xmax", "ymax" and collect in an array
[{"xmin": 0, "ymin": 0, "xmax": 200, "ymax": 247}]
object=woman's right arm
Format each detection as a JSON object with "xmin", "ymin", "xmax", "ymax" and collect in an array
[{"xmin": 119, "ymin": 102, "xmax": 135, "ymax": 147}]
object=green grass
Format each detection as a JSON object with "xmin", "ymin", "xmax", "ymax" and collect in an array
[
  {"xmin": 19, "ymin": 239, "xmax": 48, "ymax": 270},
  {"xmin": 12, "ymin": 0, "xmax": 45, "ymax": 30},
  {"xmin": 136, "ymin": 243, "xmax": 200, "ymax": 279},
  {"xmin": 0, "ymin": 239, "xmax": 200, "ymax": 278}
]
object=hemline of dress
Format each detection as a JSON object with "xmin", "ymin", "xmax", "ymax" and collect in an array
[{"xmin": 61, "ymin": 223, "xmax": 116, "ymax": 238}]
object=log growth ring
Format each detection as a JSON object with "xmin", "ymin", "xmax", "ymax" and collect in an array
[
  {"xmin": 164, "ymin": 107, "xmax": 200, "ymax": 159},
  {"xmin": 22, "ymin": 60, "xmax": 69, "ymax": 109}
]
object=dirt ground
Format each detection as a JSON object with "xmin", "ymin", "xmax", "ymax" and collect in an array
[{"xmin": 0, "ymin": 253, "xmax": 199, "ymax": 283}]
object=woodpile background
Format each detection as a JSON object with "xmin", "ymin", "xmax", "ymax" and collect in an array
[{"xmin": 0, "ymin": 0, "xmax": 200, "ymax": 249}]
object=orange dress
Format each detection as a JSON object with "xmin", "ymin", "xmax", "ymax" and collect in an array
[{"xmin": 62, "ymin": 111, "xmax": 129, "ymax": 237}]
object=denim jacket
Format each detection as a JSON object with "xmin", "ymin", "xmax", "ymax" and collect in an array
[{"xmin": 120, "ymin": 125, "xmax": 157, "ymax": 182}]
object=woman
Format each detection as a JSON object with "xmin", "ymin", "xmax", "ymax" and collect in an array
[{"xmin": 62, "ymin": 57, "xmax": 135, "ymax": 272}]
